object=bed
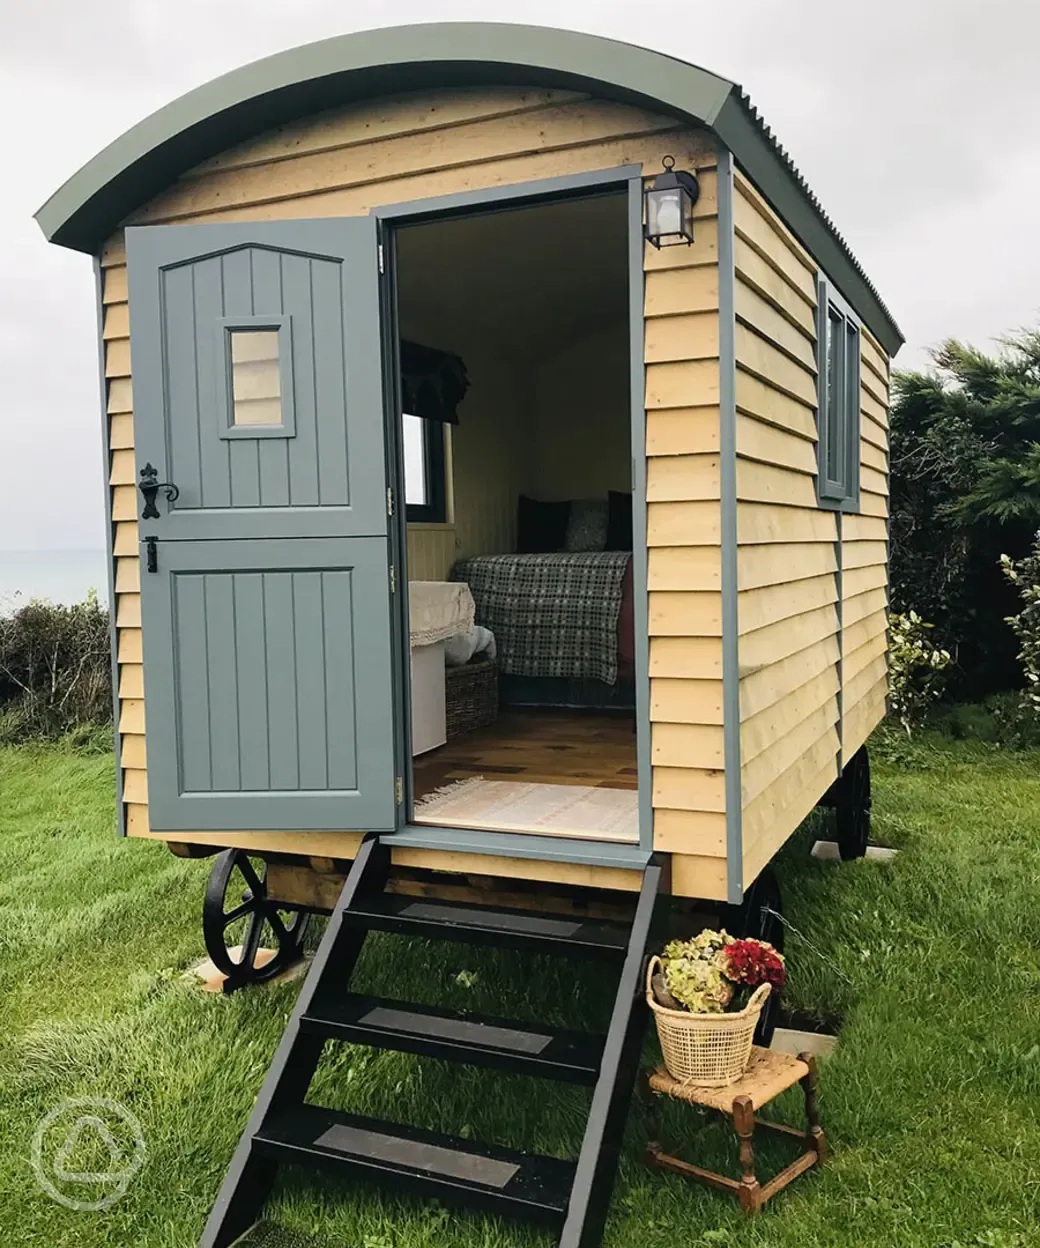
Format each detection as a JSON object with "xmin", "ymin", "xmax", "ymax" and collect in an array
[{"xmin": 452, "ymin": 552, "xmax": 635, "ymax": 710}]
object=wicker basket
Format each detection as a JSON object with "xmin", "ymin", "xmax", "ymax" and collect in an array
[
  {"xmin": 445, "ymin": 656, "xmax": 498, "ymax": 739},
  {"xmin": 646, "ymin": 956, "xmax": 771, "ymax": 1087}
]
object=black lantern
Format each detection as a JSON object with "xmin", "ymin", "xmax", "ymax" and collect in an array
[{"xmin": 644, "ymin": 155, "xmax": 700, "ymax": 248}]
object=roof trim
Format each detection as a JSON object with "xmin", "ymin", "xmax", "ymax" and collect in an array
[{"xmin": 36, "ymin": 22, "xmax": 902, "ymax": 350}]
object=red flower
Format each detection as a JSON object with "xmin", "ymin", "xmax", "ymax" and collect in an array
[{"xmin": 722, "ymin": 938, "xmax": 786, "ymax": 989}]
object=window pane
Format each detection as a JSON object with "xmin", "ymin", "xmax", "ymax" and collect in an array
[
  {"xmin": 846, "ymin": 323, "xmax": 860, "ymax": 453},
  {"xmin": 402, "ymin": 413, "xmax": 428, "ymax": 506},
  {"xmin": 230, "ymin": 329, "xmax": 282, "ymax": 426},
  {"xmin": 826, "ymin": 308, "xmax": 845, "ymax": 486}
]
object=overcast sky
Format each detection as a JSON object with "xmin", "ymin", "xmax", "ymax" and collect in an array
[{"xmin": 2, "ymin": 0, "xmax": 1038, "ymax": 552}]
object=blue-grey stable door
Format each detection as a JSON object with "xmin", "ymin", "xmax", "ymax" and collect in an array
[{"xmin": 126, "ymin": 219, "xmax": 398, "ymax": 832}]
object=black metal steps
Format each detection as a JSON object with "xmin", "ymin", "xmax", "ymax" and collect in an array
[
  {"xmin": 343, "ymin": 893, "xmax": 631, "ymax": 959},
  {"xmin": 199, "ymin": 835, "xmax": 666, "ymax": 1248},
  {"xmin": 302, "ymin": 994, "xmax": 604, "ymax": 1083},
  {"xmin": 255, "ymin": 1104, "xmax": 574, "ymax": 1224}
]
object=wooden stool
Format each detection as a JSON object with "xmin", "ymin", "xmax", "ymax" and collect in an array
[{"xmin": 643, "ymin": 1046, "xmax": 826, "ymax": 1214}]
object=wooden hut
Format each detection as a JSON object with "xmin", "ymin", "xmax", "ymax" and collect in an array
[{"xmin": 38, "ymin": 24, "xmax": 900, "ymax": 1248}]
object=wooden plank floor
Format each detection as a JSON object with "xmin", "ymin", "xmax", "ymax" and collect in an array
[{"xmin": 413, "ymin": 709, "xmax": 639, "ymax": 802}]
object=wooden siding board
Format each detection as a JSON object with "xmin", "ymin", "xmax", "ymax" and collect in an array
[
  {"xmin": 188, "ymin": 88, "xmax": 590, "ymax": 174},
  {"xmin": 644, "ymin": 312, "xmax": 719, "ymax": 363},
  {"xmin": 736, "ymin": 415, "xmax": 816, "ymax": 476},
  {"xmin": 740, "ymin": 602, "xmax": 840, "ymax": 674},
  {"xmin": 647, "ymin": 546, "xmax": 721, "ymax": 592},
  {"xmin": 735, "ymin": 325, "xmax": 816, "ymax": 407},
  {"xmin": 733, "ymin": 235, "xmax": 815, "ymax": 336},
  {"xmin": 653, "ymin": 808, "xmax": 727, "ymax": 855},
  {"xmin": 741, "ymin": 701, "xmax": 839, "ymax": 806},
  {"xmin": 645, "ymin": 407, "xmax": 720, "ymax": 456},
  {"xmin": 650, "ymin": 678, "xmax": 724, "ymax": 725},
  {"xmin": 646, "ymin": 454, "xmax": 720, "ymax": 502},
  {"xmin": 739, "ymin": 573, "xmax": 838, "ymax": 636},
  {"xmin": 648, "ymin": 592, "xmax": 723, "ymax": 637},
  {"xmin": 647, "ymin": 501, "xmax": 721, "ymax": 546},
  {"xmin": 737, "ymin": 457, "xmax": 818, "ymax": 509},
  {"xmin": 652, "ymin": 721, "xmax": 725, "ymax": 769},
  {"xmin": 740, "ymin": 633, "xmax": 841, "ymax": 721},
  {"xmin": 645, "ymin": 359, "xmax": 720, "ymax": 408},
  {"xmin": 735, "ymin": 370, "xmax": 816, "ymax": 442},
  {"xmin": 649, "ymin": 636, "xmax": 723, "ymax": 679},
  {"xmin": 735, "ymin": 279, "xmax": 816, "ymax": 371},
  {"xmin": 737, "ymin": 503, "xmax": 837, "ymax": 545},
  {"xmin": 738, "ymin": 541, "xmax": 836, "ymax": 591},
  {"xmin": 732, "ymin": 180, "xmax": 816, "ymax": 302},
  {"xmin": 741, "ymin": 666, "xmax": 840, "ymax": 766}
]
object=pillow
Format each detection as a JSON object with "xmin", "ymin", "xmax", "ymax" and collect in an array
[
  {"xmin": 564, "ymin": 499, "xmax": 609, "ymax": 553},
  {"xmin": 606, "ymin": 490, "xmax": 633, "ymax": 551},
  {"xmin": 517, "ymin": 495, "xmax": 571, "ymax": 553}
]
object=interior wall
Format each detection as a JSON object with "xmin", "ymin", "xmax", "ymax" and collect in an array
[{"xmin": 527, "ymin": 321, "xmax": 631, "ymax": 501}]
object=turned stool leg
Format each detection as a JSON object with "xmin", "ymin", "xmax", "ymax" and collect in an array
[
  {"xmin": 799, "ymin": 1052, "xmax": 827, "ymax": 1164},
  {"xmin": 732, "ymin": 1095, "xmax": 762, "ymax": 1213},
  {"xmin": 639, "ymin": 1071, "xmax": 663, "ymax": 1162}
]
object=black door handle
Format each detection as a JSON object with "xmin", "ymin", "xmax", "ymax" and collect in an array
[{"xmin": 139, "ymin": 463, "xmax": 179, "ymax": 519}]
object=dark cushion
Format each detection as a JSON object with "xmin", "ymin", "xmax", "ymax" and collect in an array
[
  {"xmin": 517, "ymin": 495, "xmax": 571, "ymax": 553},
  {"xmin": 606, "ymin": 490, "xmax": 633, "ymax": 551},
  {"xmin": 564, "ymin": 499, "xmax": 609, "ymax": 552}
]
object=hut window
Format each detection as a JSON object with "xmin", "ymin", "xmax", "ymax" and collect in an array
[
  {"xmin": 403, "ymin": 414, "xmax": 447, "ymax": 523},
  {"xmin": 218, "ymin": 317, "xmax": 296, "ymax": 440},
  {"xmin": 815, "ymin": 280, "xmax": 861, "ymax": 510}
]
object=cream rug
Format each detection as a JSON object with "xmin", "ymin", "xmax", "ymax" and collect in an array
[{"xmin": 414, "ymin": 777, "xmax": 638, "ymax": 842}]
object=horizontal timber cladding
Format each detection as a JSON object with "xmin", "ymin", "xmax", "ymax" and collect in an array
[
  {"xmin": 732, "ymin": 173, "xmax": 892, "ymax": 884},
  {"xmin": 732, "ymin": 169, "xmax": 840, "ymax": 886},
  {"xmin": 102, "ymin": 83, "xmax": 730, "ymax": 897},
  {"xmin": 843, "ymin": 324, "xmax": 891, "ymax": 762}
]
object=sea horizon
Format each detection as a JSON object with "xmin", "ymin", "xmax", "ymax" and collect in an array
[{"xmin": 0, "ymin": 549, "xmax": 110, "ymax": 612}]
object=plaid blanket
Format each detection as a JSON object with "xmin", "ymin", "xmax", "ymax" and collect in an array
[{"xmin": 453, "ymin": 552, "xmax": 631, "ymax": 685}]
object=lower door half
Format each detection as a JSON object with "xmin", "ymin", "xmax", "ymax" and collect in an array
[{"xmin": 140, "ymin": 536, "xmax": 397, "ymax": 832}]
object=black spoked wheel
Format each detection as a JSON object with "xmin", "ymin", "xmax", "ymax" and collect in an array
[
  {"xmin": 835, "ymin": 745, "xmax": 871, "ymax": 861},
  {"xmin": 202, "ymin": 849, "xmax": 310, "ymax": 993},
  {"xmin": 723, "ymin": 865, "xmax": 785, "ymax": 1048}
]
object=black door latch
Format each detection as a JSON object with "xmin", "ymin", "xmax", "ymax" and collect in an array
[
  {"xmin": 139, "ymin": 463, "xmax": 179, "ymax": 519},
  {"xmin": 145, "ymin": 536, "xmax": 158, "ymax": 574}
]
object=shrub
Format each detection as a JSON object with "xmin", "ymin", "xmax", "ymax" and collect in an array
[
  {"xmin": 888, "ymin": 611, "xmax": 951, "ymax": 733},
  {"xmin": 1000, "ymin": 535, "xmax": 1040, "ymax": 728},
  {"xmin": 0, "ymin": 592, "xmax": 112, "ymax": 742}
]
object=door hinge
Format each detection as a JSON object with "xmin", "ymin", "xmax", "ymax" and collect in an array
[
  {"xmin": 395, "ymin": 776, "xmax": 404, "ymax": 805},
  {"xmin": 389, "ymin": 564, "xmax": 396, "ymax": 594},
  {"xmin": 145, "ymin": 535, "xmax": 158, "ymax": 574},
  {"xmin": 378, "ymin": 243, "xmax": 385, "ymax": 275},
  {"xmin": 387, "ymin": 486, "xmax": 394, "ymax": 517}
]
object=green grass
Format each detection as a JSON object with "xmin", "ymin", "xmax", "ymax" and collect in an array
[{"xmin": 1, "ymin": 733, "xmax": 1039, "ymax": 1247}]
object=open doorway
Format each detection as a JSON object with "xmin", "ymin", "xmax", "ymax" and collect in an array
[{"xmin": 392, "ymin": 189, "xmax": 639, "ymax": 843}]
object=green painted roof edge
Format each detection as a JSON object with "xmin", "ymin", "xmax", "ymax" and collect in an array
[{"xmin": 36, "ymin": 22, "xmax": 903, "ymax": 351}]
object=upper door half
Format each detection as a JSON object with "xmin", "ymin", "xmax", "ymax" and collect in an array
[{"xmin": 126, "ymin": 218, "xmax": 388, "ymax": 541}]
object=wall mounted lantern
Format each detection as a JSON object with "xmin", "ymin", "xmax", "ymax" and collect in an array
[{"xmin": 644, "ymin": 155, "xmax": 700, "ymax": 248}]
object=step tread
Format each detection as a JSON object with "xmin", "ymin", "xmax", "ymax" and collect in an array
[
  {"xmin": 346, "ymin": 894, "xmax": 630, "ymax": 957},
  {"xmin": 255, "ymin": 1104, "xmax": 574, "ymax": 1217},
  {"xmin": 301, "ymin": 994, "xmax": 604, "ymax": 1082}
]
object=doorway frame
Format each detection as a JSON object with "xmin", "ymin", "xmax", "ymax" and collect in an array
[{"xmin": 372, "ymin": 164, "xmax": 653, "ymax": 869}]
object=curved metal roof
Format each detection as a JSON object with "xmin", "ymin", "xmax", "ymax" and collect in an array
[{"xmin": 36, "ymin": 22, "xmax": 901, "ymax": 350}]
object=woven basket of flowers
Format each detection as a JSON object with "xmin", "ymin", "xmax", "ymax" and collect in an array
[{"xmin": 646, "ymin": 930, "xmax": 786, "ymax": 1087}]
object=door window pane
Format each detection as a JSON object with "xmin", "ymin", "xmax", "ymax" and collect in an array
[
  {"xmin": 402, "ymin": 413, "xmax": 428, "ymax": 505},
  {"xmin": 230, "ymin": 329, "xmax": 283, "ymax": 426}
]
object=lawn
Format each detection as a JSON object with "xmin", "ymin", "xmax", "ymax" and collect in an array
[{"xmin": 1, "ymin": 733, "xmax": 1039, "ymax": 1248}]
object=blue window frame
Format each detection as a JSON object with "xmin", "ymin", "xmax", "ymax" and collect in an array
[{"xmin": 816, "ymin": 279, "xmax": 861, "ymax": 511}]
